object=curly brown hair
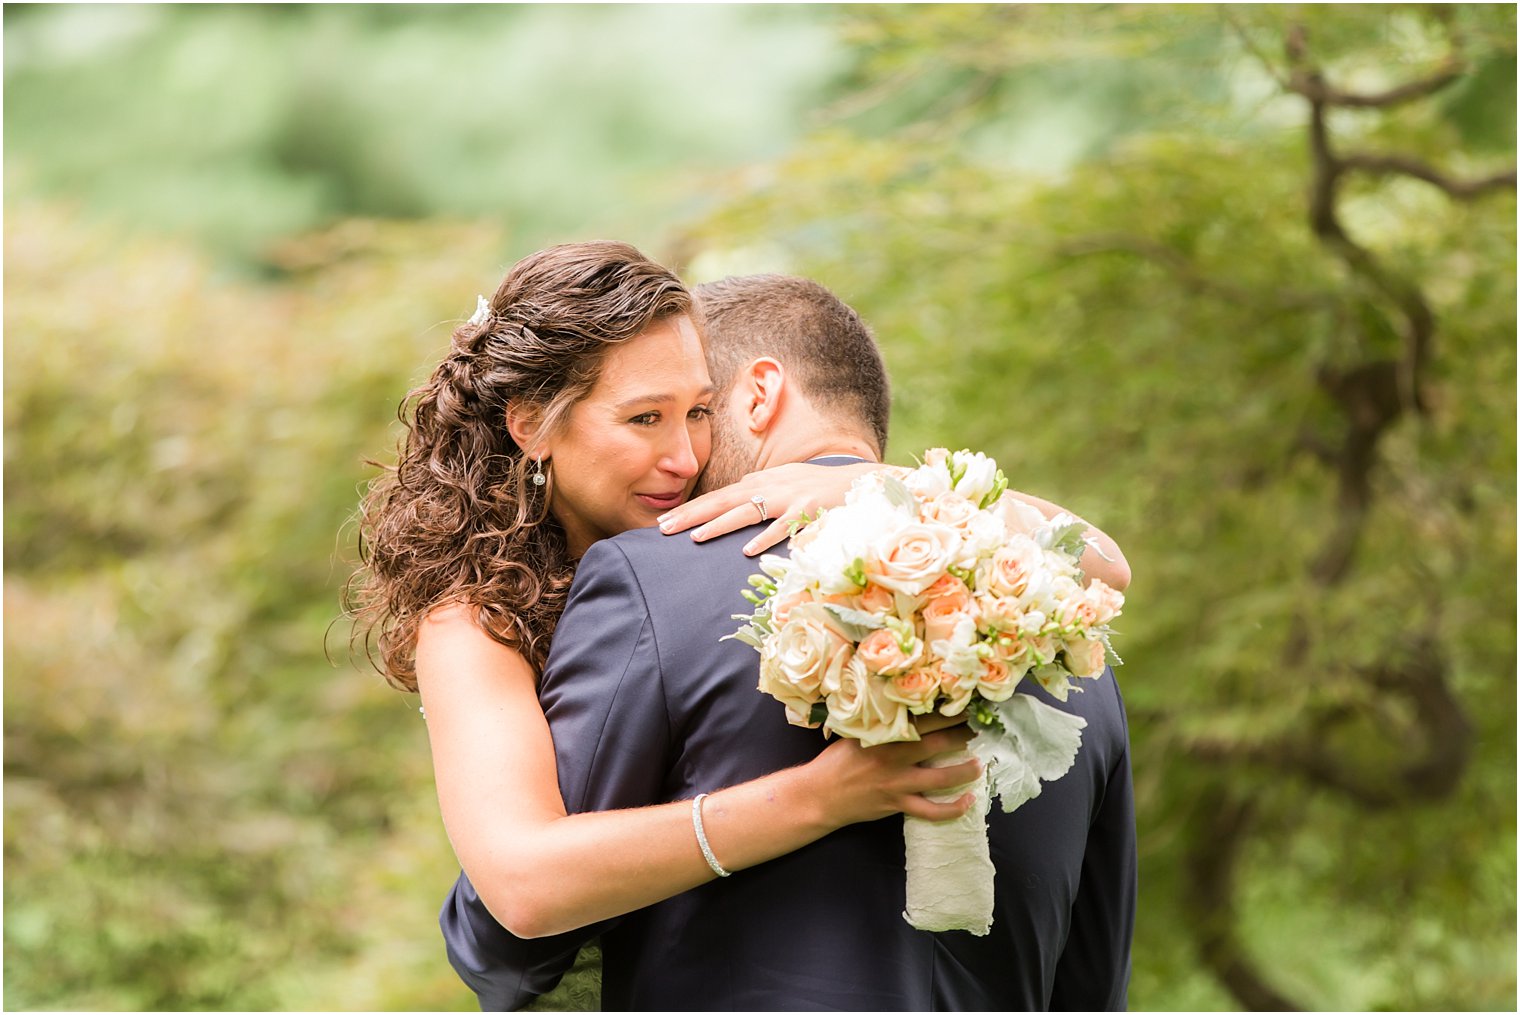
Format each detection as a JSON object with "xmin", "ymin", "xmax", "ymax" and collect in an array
[{"xmin": 350, "ymin": 241, "xmax": 692, "ymax": 691}]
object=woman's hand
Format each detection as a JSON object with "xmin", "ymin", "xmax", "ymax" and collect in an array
[
  {"xmin": 807, "ymin": 724, "xmax": 983, "ymax": 827},
  {"xmin": 658, "ymin": 461, "xmax": 880, "ymax": 555}
]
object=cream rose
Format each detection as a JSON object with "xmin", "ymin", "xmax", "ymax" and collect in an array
[
  {"xmin": 825, "ymin": 655, "xmax": 916, "ymax": 746},
  {"xmin": 922, "ymin": 491, "xmax": 978, "ymax": 531},
  {"xmin": 987, "ymin": 535, "xmax": 1041, "ymax": 599},
  {"xmin": 770, "ymin": 603, "xmax": 852, "ymax": 697},
  {"xmin": 865, "ymin": 522, "xmax": 961, "ymax": 596},
  {"xmin": 976, "ymin": 593, "xmax": 1025, "ymax": 633},
  {"xmin": 1062, "ymin": 636, "xmax": 1108, "ymax": 678},
  {"xmin": 758, "ymin": 642, "xmax": 822, "ymax": 727}
]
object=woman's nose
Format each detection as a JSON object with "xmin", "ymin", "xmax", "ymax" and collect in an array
[{"xmin": 661, "ymin": 426, "xmax": 700, "ymax": 478}]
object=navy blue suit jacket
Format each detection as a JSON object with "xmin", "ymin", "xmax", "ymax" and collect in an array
[{"xmin": 442, "ymin": 472, "xmax": 1136, "ymax": 1011}]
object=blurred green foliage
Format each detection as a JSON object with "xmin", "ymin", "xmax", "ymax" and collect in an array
[
  {"xmin": 3, "ymin": 3, "xmax": 844, "ymax": 265},
  {"xmin": 5, "ymin": 3, "xmax": 1514, "ymax": 1012}
]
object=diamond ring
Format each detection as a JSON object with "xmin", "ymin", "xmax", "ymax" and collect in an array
[{"xmin": 750, "ymin": 494, "xmax": 768, "ymax": 523}]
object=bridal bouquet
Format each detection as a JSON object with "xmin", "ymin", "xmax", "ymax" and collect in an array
[{"xmin": 728, "ymin": 449, "xmax": 1123, "ymax": 935}]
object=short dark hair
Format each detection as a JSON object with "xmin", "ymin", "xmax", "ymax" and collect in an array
[{"xmin": 693, "ymin": 274, "xmax": 890, "ymax": 455}]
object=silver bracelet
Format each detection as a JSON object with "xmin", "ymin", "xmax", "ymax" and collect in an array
[{"xmin": 691, "ymin": 792, "xmax": 731, "ymax": 878}]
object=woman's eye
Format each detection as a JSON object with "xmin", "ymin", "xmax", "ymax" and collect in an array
[
  {"xmin": 629, "ymin": 412, "xmax": 660, "ymax": 426},
  {"xmin": 688, "ymin": 405, "xmax": 714, "ymax": 422}
]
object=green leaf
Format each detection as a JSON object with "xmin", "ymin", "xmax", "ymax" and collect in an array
[
  {"xmin": 881, "ymin": 473, "xmax": 915, "ymax": 510},
  {"xmin": 818, "ymin": 602, "xmax": 887, "ymax": 640}
]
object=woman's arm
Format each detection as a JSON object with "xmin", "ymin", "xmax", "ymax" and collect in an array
[
  {"xmin": 659, "ymin": 462, "xmax": 1131, "ymax": 591},
  {"xmin": 417, "ymin": 604, "xmax": 979, "ymax": 940}
]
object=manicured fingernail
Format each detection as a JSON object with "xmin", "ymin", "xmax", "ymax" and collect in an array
[
  {"xmin": 657, "ymin": 516, "xmax": 673, "ymax": 531},
  {"xmin": 691, "ymin": 527, "xmax": 707, "ymax": 541},
  {"xmin": 744, "ymin": 541, "xmax": 759, "ymax": 555}
]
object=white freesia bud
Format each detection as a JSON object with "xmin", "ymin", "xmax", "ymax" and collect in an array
[
  {"xmin": 930, "ymin": 614, "xmax": 983, "ymax": 679},
  {"xmin": 950, "ymin": 450, "xmax": 998, "ymax": 504}
]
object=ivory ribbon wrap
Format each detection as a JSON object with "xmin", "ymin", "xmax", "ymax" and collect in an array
[{"xmin": 902, "ymin": 747, "xmax": 994, "ymax": 935}]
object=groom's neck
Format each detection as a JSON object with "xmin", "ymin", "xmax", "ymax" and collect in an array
[{"xmin": 755, "ymin": 430, "xmax": 880, "ymax": 471}]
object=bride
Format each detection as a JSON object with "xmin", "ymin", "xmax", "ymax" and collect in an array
[{"xmin": 350, "ymin": 240, "xmax": 1129, "ymax": 942}]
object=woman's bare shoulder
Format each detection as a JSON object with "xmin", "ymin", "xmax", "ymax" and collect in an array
[{"xmin": 416, "ymin": 602, "xmax": 533, "ymax": 683}]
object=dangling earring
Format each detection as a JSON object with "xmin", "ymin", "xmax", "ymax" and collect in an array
[{"xmin": 532, "ymin": 456, "xmax": 547, "ymax": 487}]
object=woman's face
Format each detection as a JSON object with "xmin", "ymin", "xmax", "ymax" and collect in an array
[{"xmin": 545, "ymin": 313, "xmax": 714, "ymax": 556}]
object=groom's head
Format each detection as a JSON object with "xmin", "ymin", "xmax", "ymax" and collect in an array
[{"xmin": 692, "ymin": 274, "xmax": 890, "ymax": 493}]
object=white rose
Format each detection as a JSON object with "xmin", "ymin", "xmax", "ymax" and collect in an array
[
  {"xmin": 865, "ymin": 521, "xmax": 961, "ymax": 596},
  {"xmin": 794, "ymin": 498, "xmax": 906, "ymax": 595},
  {"xmin": 824, "ymin": 655, "xmax": 917, "ymax": 746},
  {"xmin": 993, "ymin": 491, "xmax": 1048, "ymax": 537},
  {"xmin": 956, "ymin": 509, "xmax": 1008, "ymax": 569},
  {"xmin": 904, "ymin": 451, "xmax": 954, "ymax": 500}
]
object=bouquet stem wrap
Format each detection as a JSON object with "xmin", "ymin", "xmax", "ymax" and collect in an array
[{"xmin": 902, "ymin": 747, "xmax": 994, "ymax": 936}]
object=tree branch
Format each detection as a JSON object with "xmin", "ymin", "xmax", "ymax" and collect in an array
[
  {"xmin": 1286, "ymin": 62, "xmax": 1465, "ymax": 108},
  {"xmin": 1182, "ymin": 788, "xmax": 1304, "ymax": 1011},
  {"xmin": 1339, "ymin": 153, "xmax": 1518, "ymax": 200},
  {"xmin": 1057, "ymin": 233, "xmax": 1330, "ymax": 313}
]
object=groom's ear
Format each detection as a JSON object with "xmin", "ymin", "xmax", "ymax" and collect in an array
[{"xmin": 741, "ymin": 357, "xmax": 786, "ymax": 435}]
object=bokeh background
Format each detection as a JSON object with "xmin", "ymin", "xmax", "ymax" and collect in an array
[{"xmin": 4, "ymin": 4, "xmax": 1515, "ymax": 1011}]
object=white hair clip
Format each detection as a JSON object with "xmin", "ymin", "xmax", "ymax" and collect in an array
[{"xmin": 468, "ymin": 295, "xmax": 491, "ymax": 326}]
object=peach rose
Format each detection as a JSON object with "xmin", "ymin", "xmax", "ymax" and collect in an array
[
  {"xmin": 865, "ymin": 522, "xmax": 960, "ymax": 596},
  {"xmin": 769, "ymin": 590, "xmax": 810, "ymax": 628},
  {"xmin": 859, "ymin": 582, "xmax": 895, "ymax": 616},
  {"xmin": 1051, "ymin": 592, "xmax": 1099, "ymax": 632},
  {"xmin": 976, "ymin": 656, "xmax": 1019, "ymax": 702},
  {"xmin": 885, "ymin": 667, "xmax": 942, "ymax": 714},
  {"xmin": 1086, "ymin": 580, "xmax": 1124, "ymax": 626},
  {"xmin": 924, "ymin": 573, "xmax": 971, "ymax": 611},
  {"xmin": 923, "ymin": 600, "xmax": 971, "ymax": 647},
  {"xmin": 857, "ymin": 627, "xmax": 923, "ymax": 676}
]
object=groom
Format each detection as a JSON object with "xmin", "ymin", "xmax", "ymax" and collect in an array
[{"xmin": 442, "ymin": 274, "xmax": 1137, "ymax": 1010}]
